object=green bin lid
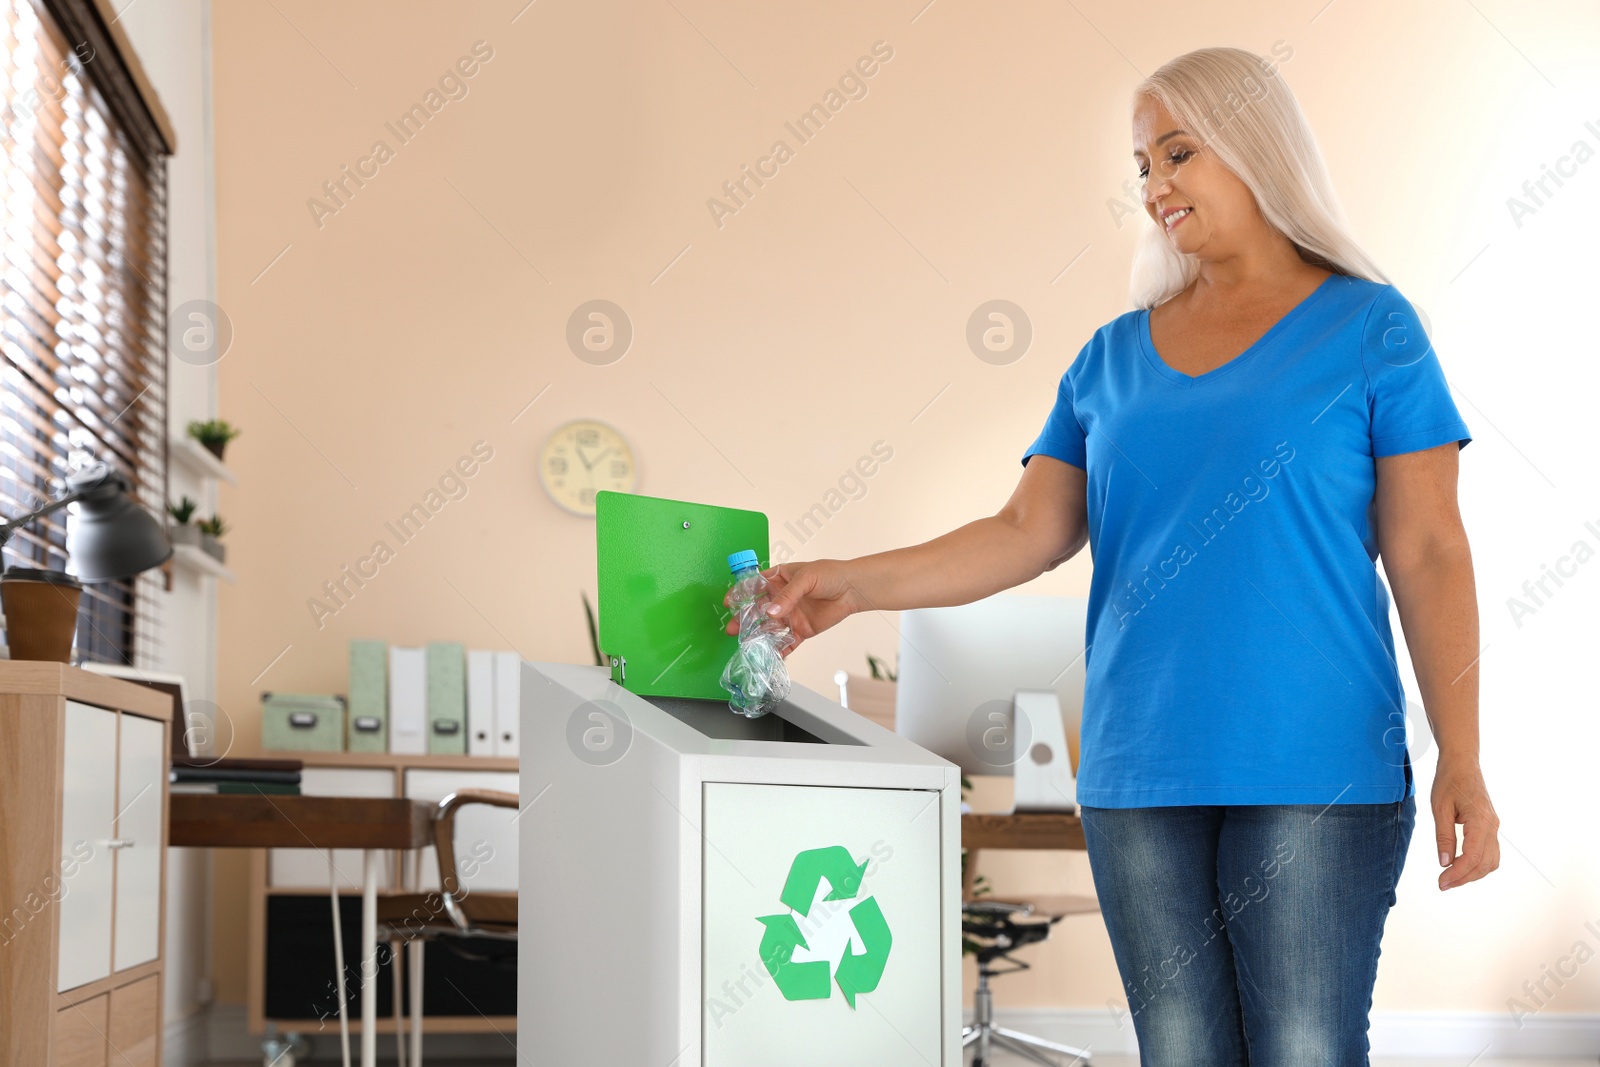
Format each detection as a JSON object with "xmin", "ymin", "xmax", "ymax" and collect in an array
[{"xmin": 595, "ymin": 490, "xmax": 769, "ymax": 699}]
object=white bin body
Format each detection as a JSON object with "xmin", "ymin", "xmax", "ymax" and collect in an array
[{"xmin": 518, "ymin": 661, "xmax": 960, "ymax": 1066}]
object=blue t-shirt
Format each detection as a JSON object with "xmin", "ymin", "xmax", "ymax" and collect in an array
[{"xmin": 1022, "ymin": 274, "xmax": 1471, "ymax": 807}]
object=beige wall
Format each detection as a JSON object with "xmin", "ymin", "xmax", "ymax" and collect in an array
[{"xmin": 209, "ymin": 0, "xmax": 1600, "ymax": 1020}]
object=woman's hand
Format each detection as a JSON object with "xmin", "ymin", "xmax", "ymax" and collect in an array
[
  {"xmin": 723, "ymin": 559, "xmax": 863, "ymax": 657},
  {"xmin": 1432, "ymin": 755, "xmax": 1500, "ymax": 890}
]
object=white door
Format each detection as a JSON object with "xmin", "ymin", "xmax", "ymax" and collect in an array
[
  {"xmin": 268, "ymin": 768, "xmax": 395, "ymax": 890},
  {"xmin": 113, "ymin": 713, "xmax": 165, "ymax": 971},
  {"xmin": 701, "ymin": 783, "xmax": 944, "ymax": 1066},
  {"xmin": 58, "ymin": 701, "xmax": 117, "ymax": 991},
  {"xmin": 404, "ymin": 770, "xmax": 519, "ymax": 892}
]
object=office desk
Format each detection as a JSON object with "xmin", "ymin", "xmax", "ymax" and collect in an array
[
  {"xmin": 961, "ymin": 812, "xmax": 1085, "ymax": 851},
  {"xmin": 960, "ymin": 811, "xmax": 1090, "ymax": 907},
  {"xmin": 171, "ymin": 794, "xmax": 433, "ymax": 1067}
]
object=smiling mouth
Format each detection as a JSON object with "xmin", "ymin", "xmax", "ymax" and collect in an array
[{"xmin": 1164, "ymin": 207, "xmax": 1192, "ymax": 231}]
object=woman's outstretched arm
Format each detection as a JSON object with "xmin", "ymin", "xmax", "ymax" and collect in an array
[{"xmin": 725, "ymin": 454, "xmax": 1088, "ymax": 655}]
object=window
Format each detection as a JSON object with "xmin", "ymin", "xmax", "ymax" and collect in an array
[{"xmin": 1, "ymin": 0, "xmax": 171, "ymax": 664}]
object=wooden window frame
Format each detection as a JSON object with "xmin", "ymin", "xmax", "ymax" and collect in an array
[{"xmin": 3, "ymin": 0, "xmax": 174, "ymax": 666}]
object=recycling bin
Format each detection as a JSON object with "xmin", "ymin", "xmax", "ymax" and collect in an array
[
  {"xmin": 517, "ymin": 490, "xmax": 960, "ymax": 1064},
  {"xmin": 518, "ymin": 660, "xmax": 961, "ymax": 1065}
]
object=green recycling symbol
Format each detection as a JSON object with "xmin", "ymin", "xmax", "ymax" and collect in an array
[{"xmin": 756, "ymin": 845, "xmax": 892, "ymax": 1009}]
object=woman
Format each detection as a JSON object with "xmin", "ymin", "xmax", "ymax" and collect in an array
[{"xmin": 731, "ymin": 47, "xmax": 1500, "ymax": 1064}]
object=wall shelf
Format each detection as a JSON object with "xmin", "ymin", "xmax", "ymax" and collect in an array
[
  {"xmin": 170, "ymin": 436, "xmax": 238, "ymax": 485},
  {"xmin": 171, "ymin": 543, "xmax": 236, "ymax": 583}
]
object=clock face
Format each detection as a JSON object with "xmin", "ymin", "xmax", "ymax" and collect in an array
[{"xmin": 539, "ymin": 419, "xmax": 637, "ymax": 516}]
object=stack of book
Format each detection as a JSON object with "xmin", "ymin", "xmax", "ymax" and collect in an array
[{"xmin": 170, "ymin": 756, "xmax": 304, "ymax": 796}]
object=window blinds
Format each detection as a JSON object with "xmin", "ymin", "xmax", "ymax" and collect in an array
[{"xmin": 2, "ymin": 0, "xmax": 170, "ymax": 664}]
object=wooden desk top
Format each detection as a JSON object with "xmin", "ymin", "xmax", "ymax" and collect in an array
[
  {"xmin": 962, "ymin": 811, "xmax": 1085, "ymax": 851},
  {"xmin": 169, "ymin": 794, "xmax": 433, "ymax": 850},
  {"xmin": 173, "ymin": 800, "xmax": 1075, "ymax": 852}
]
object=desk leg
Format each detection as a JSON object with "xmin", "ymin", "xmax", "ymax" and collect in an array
[
  {"xmin": 329, "ymin": 853, "xmax": 352, "ymax": 1067},
  {"xmin": 391, "ymin": 939, "xmax": 407, "ymax": 1067},
  {"xmin": 361, "ymin": 849, "xmax": 378, "ymax": 1067},
  {"xmin": 409, "ymin": 849, "xmax": 424, "ymax": 1065},
  {"xmin": 409, "ymin": 937, "xmax": 424, "ymax": 1066}
]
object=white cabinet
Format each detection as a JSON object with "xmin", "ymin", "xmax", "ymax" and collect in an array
[
  {"xmin": 57, "ymin": 702, "xmax": 118, "ymax": 992},
  {"xmin": 113, "ymin": 714, "xmax": 165, "ymax": 971},
  {"xmin": 249, "ymin": 753, "xmax": 520, "ymax": 1034},
  {"xmin": 265, "ymin": 767, "xmax": 520, "ymax": 894},
  {"xmin": 56, "ymin": 702, "xmax": 170, "ymax": 992},
  {"xmin": 405, "ymin": 769, "xmax": 519, "ymax": 892},
  {"xmin": 268, "ymin": 768, "xmax": 396, "ymax": 890},
  {"xmin": 0, "ymin": 667, "xmax": 172, "ymax": 1066}
]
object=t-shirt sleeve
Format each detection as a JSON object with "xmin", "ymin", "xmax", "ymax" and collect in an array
[
  {"xmin": 1360, "ymin": 285, "xmax": 1472, "ymax": 458},
  {"xmin": 1021, "ymin": 345, "xmax": 1089, "ymax": 470}
]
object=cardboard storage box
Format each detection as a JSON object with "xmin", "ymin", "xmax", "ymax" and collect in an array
[{"xmin": 260, "ymin": 692, "xmax": 347, "ymax": 752}]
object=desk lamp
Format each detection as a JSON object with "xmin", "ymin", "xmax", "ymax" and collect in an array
[{"xmin": 0, "ymin": 462, "xmax": 172, "ymax": 661}]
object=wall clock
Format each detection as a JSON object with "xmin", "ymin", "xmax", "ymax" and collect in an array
[{"xmin": 539, "ymin": 418, "xmax": 637, "ymax": 516}]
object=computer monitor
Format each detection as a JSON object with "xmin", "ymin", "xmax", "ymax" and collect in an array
[
  {"xmin": 895, "ymin": 593, "xmax": 1088, "ymax": 783},
  {"xmin": 79, "ymin": 663, "xmax": 193, "ymax": 759}
]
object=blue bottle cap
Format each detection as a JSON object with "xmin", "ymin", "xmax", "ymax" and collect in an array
[{"xmin": 727, "ymin": 549, "xmax": 760, "ymax": 573}]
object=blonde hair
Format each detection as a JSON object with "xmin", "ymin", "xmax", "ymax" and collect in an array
[{"xmin": 1128, "ymin": 46, "xmax": 1388, "ymax": 309}]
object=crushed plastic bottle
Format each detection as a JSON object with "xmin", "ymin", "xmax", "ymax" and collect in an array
[{"xmin": 720, "ymin": 549, "xmax": 797, "ymax": 718}]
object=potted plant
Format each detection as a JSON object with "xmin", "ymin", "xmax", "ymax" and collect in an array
[
  {"xmin": 196, "ymin": 514, "xmax": 228, "ymax": 563},
  {"xmin": 838, "ymin": 653, "xmax": 899, "ymax": 732},
  {"xmin": 186, "ymin": 418, "xmax": 241, "ymax": 461},
  {"xmin": 166, "ymin": 496, "xmax": 201, "ymax": 548},
  {"xmin": 960, "ymin": 773, "xmax": 994, "ymax": 958}
]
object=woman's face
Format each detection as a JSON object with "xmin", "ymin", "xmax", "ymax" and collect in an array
[{"xmin": 1132, "ymin": 94, "xmax": 1261, "ymax": 260}]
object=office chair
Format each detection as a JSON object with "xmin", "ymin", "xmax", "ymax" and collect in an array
[
  {"xmin": 836, "ymin": 671, "xmax": 1099, "ymax": 1064},
  {"xmin": 962, "ymin": 894, "xmax": 1099, "ymax": 1066},
  {"xmin": 374, "ymin": 788, "xmax": 519, "ymax": 1067}
]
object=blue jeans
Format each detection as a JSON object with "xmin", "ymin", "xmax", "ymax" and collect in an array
[{"xmin": 1079, "ymin": 795, "xmax": 1416, "ymax": 1066}]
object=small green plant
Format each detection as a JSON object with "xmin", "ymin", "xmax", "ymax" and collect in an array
[
  {"xmin": 196, "ymin": 514, "xmax": 228, "ymax": 538},
  {"xmin": 167, "ymin": 496, "xmax": 198, "ymax": 525},
  {"xmin": 186, "ymin": 419, "xmax": 241, "ymax": 449},
  {"xmin": 866, "ymin": 653, "xmax": 897, "ymax": 681}
]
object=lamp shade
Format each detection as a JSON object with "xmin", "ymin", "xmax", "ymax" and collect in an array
[{"xmin": 64, "ymin": 464, "xmax": 172, "ymax": 581}]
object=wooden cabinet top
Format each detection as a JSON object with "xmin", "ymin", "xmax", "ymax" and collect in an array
[{"xmin": 0, "ymin": 662, "xmax": 171, "ymax": 720}]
